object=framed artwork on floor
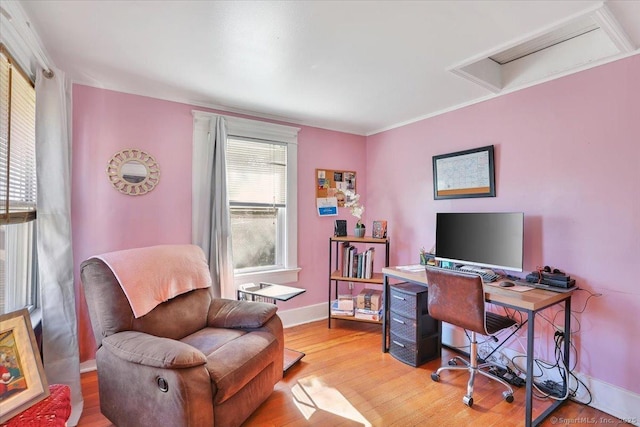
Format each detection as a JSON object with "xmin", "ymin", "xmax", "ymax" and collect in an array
[{"xmin": 0, "ymin": 308, "xmax": 50, "ymax": 423}]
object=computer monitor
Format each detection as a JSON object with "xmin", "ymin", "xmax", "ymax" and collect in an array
[{"xmin": 435, "ymin": 212, "xmax": 524, "ymax": 272}]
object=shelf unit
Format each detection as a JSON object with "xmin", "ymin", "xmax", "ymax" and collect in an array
[{"xmin": 328, "ymin": 235, "xmax": 390, "ymax": 327}]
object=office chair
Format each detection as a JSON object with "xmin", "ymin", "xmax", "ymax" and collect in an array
[{"xmin": 425, "ymin": 266, "xmax": 516, "ymax": 407}]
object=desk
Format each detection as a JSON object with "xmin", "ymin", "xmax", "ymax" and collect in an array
[
  {"xmin": 382, "ymin": 267, "xmax": 573, "ymax": 427},
  {"xmin": 237, "ymin": 283, "xmax": 306, "ymax": 373}
]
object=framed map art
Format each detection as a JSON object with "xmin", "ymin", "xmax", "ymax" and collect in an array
[{"xmin": 432, "ymin": 145, "xmax": 495, "ymax": 200}]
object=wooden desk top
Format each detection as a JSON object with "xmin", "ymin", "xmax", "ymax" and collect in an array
[{"xmin": 382, "ymin": 266, "xmax": 574, "ymax": 312}]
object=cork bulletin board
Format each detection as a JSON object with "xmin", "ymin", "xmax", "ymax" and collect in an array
[{"xmin": 316, "ymin": 169, "xmax": 356, "ymax": 207}]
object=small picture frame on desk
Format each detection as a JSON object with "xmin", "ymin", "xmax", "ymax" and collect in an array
[{"xmin": 334, "ymin": 219, "xmax": 347, "ymax": 237}]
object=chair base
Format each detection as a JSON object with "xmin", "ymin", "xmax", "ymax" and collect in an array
[{"xmin": 431, "ymin": 345, "xmax": 514, "ymax": 407}]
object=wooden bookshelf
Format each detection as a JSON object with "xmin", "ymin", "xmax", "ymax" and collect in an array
[{"xmin": 328, "ymin": 235, "xmax": 389, "ymax": 327}]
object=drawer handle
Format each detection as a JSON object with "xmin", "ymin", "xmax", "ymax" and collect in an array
[
  {"xmin": 392, "ymin": 340, "xmax": 405, "ymax": 348},
  {"xmin": 392, "ymin": 295, "xmax": 406, "ymax": 301},
  {"xmin": 392, "ymin": 317, "xmax": 405, "ymax": 324}
]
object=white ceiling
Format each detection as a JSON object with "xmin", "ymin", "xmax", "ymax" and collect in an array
[{"xmin": 14, "ymin": 0, "xmax": 640, "ymax": 135}]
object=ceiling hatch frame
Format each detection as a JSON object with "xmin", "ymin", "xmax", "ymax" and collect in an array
[{"xmin": 449, "ymin": 3, "xmax": 636, "ymax": 94}]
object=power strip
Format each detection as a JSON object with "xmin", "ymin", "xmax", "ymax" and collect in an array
[
  {"xmin": 488, "ymin": 366, "xmax": 525, "ymax": 387},
  {"xmin": 534, "ymin": 379, "xmax": 566, "ymax": 398}
]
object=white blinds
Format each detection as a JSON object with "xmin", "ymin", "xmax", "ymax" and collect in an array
[
  {"xmin": 0, "ymin": 50, "xmax": 37, "ymax": 224},
  {"xmin": 227, "ymin": 137, "xmax": 287, "ymax": 207}
]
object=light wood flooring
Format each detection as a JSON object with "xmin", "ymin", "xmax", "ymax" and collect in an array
[{"xmin": 78, "ymin": 319, "xmax": 627, "ymax": 426}]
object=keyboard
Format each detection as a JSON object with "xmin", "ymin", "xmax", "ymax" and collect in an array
[{"xmin": 441, "ymin": 264, "xmax": 500, "ymax": 283}]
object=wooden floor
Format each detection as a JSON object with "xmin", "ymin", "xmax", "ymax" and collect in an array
[{"xmin": 79, "ymin": 320, "xmax": 626, "ymax": 427}]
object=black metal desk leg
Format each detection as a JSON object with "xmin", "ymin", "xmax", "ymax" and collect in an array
[
  {"xmin": 526, "ymin": 309, "xmax": 535, "ymax": 427},
  {"xmin": 382, "ymin": 274, "xmax": 389, "ymax": 353},
  {"xmin": 564, "ymin": 298, "xmax": 571, "ymax": 387}
]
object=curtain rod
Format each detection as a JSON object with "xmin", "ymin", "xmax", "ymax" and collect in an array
[{"xmin": 0, "ymin": 3, "xmax": 54, "ymax": 78}]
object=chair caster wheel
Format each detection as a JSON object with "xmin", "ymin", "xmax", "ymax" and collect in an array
[
  {"xmin": 448, "ymin": 359, "xmax": 458, "ymax": 366},
  {"xmin": 463, "ymin": 395, "xmax": 473, "ymax": 407},
  {"xmin": 431, "ymin": 373, "xmax": 440, "ymax": 382},
  {"xmin": 503, "ymin": 392, "xmax": 514, "ymax": 403}
]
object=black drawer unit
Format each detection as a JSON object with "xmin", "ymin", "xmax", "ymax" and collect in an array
[{"xmin": 389, "ymin": 282, "xmax": 441, "ymax": 367}]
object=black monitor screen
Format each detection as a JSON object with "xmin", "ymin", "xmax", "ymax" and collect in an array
[{"xmin": 435, "ymin": 212, "xmax": 524, "ymax": 272}]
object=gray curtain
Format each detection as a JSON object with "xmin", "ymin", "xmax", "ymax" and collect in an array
[
  {"xmin": 192, "ymin": 112, "xmax": 235, "ymax": 299},
  {"xmin": 35, "ymin": 67, "xmax": 83, "ymax": 425}
]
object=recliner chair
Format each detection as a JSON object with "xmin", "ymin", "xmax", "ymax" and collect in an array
[
  {"xmin": 425, "ymin": 266, "xmax": 516, "ymax": 407},
  {"xmin": 80, "ymin": 245, "xmax": 284, "ymax": 427}
]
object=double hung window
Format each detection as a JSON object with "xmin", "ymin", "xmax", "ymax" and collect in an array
[
  {"xmin": 0, "ymin": 47, "xmax": 38, "ymax": 314},
  {"xmin": 225, "ymin": 116, "xmax": 300, "ymax": 285}
]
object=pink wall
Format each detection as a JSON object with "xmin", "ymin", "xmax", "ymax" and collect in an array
[
  {"xmin": 366, "ymin": 55, "xmax": 640, "ymax": 393},
  {"xmin": 71, "ymin": 85, "xmax": 367, "ymax": 360},
  {"xmin": 73, "ymin": 54, "xmax": 639, "ymax": 394}
]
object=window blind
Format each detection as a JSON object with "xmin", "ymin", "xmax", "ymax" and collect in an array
[
  {"xmin": 0, "ymin": 49, "xmax": 36, "ymax": 224},
  {"xmin": 227, "ymin": 137, "xmax": 287, "ymax": 207}
]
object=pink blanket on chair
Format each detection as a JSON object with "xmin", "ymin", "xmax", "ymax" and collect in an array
[{"xmin": 94, "ymin": 244, "xmax": 212, "ymax": 318}]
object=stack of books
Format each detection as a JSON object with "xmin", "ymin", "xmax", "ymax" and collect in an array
[
  {"xmin": 341, "ymin": 242, "xmax": 375, "ymax": 279},
  {"xmin": 354, "ymin": 306, "xmax": 383, "ymax": 321}
]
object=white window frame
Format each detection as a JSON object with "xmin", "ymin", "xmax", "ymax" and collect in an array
[
  {"xmin": 224, "ymin": 116, "xmax": 300, "ymax": 287},
  {"xmin": 0, "ymin": 46, "xmax": 38, "ymax": 315}
]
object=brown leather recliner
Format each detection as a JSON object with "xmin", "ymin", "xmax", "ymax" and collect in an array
[{"xmin": 80, "ymin": 249, "xmax": 283, "ymax": 427}]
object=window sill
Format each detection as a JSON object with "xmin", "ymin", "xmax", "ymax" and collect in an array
[
  {"xmin": 234, "ymin": 267, "xmax": 301, "ymax": 287},
  {"xmin": 29, "ymin": 307, "xmax": 42, "ymax": 328}
]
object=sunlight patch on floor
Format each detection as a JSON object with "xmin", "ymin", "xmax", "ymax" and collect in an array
[{"xmin": 291, "ymin": 375, "xmax": 372, "ymax": 426}]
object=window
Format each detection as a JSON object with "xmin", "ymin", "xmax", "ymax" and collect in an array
[
  {"xmin": 0, "ymin": 47, "xmax": 38, "ymax": 314},
  {"xmin": 225, "ymin": 116, "xmax": 299, "ymax": 285}
]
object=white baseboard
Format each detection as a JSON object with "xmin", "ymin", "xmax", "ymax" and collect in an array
[
  {"xmin": 575, "ymin": 374, "xmax": 640, "ymax": 426},
  {"xmin": 80, "ymin": 359, "xmax": 96, "ymax": 373},
  {"xmin": 278, "ymin": 302, "xmax": 326, "ymax": 328}
]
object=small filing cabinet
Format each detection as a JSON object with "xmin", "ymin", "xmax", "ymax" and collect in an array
[{"xmin": 389, "ymin": 282, "xmax": 441, "ymax": 367}]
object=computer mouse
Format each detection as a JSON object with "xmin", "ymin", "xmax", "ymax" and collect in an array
[{"xmin": 499, "ymin": 281, "xmax": 516, "ymax": 288}]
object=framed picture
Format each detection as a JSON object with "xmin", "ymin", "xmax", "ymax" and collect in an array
[
  {"xmin": 432, "ymin": 145, "xmax": 495, "ymax": 200},
  {"xmin": 372, "ymin": 220, "xmax": 387, "ymax": 239},
  {"xmin": 0, "ymin": 309, "xmax": 49, "ymax": 423},
  {"xmin": 334, "ymin": 219, "xmax": 347, "ymax": 236}
]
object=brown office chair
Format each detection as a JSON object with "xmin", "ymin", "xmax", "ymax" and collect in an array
[{"xmin": 425, "ymin": 266, "xmax": 516, "ymax": 407}]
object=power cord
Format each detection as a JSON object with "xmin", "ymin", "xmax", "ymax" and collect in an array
[
  {"xmin": 503, "ymin": 287, "xmax": 603, "ymax": 405},
  {"xmin": 513, "ymin": 331, "xmax": 593, "ymax": 404}
]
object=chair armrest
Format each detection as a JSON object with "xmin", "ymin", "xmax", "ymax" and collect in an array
[
  {"xmin": 101, "ymin": 331, "xmax": 207, "ymax": 369},
  {"xmin": 207, "ymin": 298, "xmax": 277, "ymax": 329}
]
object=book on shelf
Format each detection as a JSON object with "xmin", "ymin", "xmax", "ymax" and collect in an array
[
  {"xmin": 341, "ymin": 245, "xmax": 375, "ymax": 279},
  {"xmin": 354, "ymin": 306, "xmax": 384, "ymax": 321},
  {"xmin": 372, "ymin": 220, "xmax": 387, "ymax": 239},
  {"xmin": 364, "ymin": 247, "xmax": 374, "ymax": 279},
  {"xmin": 341, "ymin": 242, "xmax": 352, "ymax": 276}
]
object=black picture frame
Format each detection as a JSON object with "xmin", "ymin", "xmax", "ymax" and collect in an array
[{"xmin": 432, "ymin": 145, "xmax": 495, "ymax": 200}]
